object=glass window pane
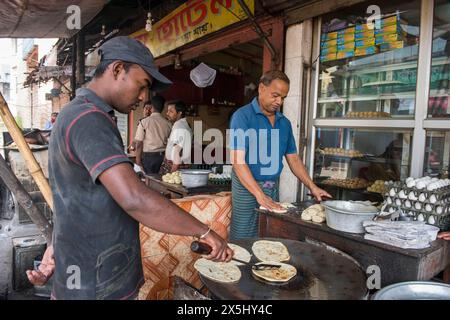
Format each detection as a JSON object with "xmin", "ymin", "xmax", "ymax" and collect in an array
[
  {"xmin": 423, "ymin": 130, "xmax": 450, "ymax": 177},
  {"xmin": 428, "ymin": 0, "xmax": 450, "ymax": 118},
  {"xmin": 313, "ymin": 127, "xmax": 412, "ymax": 200},
  {"xmin": 318, "ymin": 0, "xmax": 421, "ymax": 118}
]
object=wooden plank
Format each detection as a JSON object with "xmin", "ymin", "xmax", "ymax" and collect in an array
[{"xmin": 155, "ymin": 16, "xmax": 279, "ymax": 68}]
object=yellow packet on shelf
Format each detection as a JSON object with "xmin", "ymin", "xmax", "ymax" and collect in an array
[
  {"xmin": 380, "ymin": 40, "xmax": 404, "ymax": 51},
  {"xmin": 355, "ymin": 46, "xmax": 379, "ymax": 57},
  {"xmin": 320, "ymin": 52, "xmax": 337, "ymax": 62},
  {"xmin": 355, "ymin": 38, "xmax": 375, "ymax": 47},
  {"xmin": 321, "ymin": 38, "xmax": 338, "ymax": 48}
]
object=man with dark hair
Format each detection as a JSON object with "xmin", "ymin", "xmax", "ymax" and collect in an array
[
  {"xmin": 229, "ymin": 70, "xmax": 331, "ymax": 240},
  {"xmin": 134, "ymin": 94, "xmax": 172, "ymax": 173},
  {"xmin": 26, "ymin": 36, "xmax": 232, "ymax": 300},
  {"xmin": 160, "ymin": 100, "xmax": 192, "ymax": 173}
]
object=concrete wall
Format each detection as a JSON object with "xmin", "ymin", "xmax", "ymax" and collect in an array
[{"xmin": 279, "ymin": 20, "xmax": 313, "ymax": 202}]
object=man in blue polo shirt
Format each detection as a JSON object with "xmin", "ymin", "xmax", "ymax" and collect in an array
[{"xmin": 229, "ymin": 70, "xmax": 331, "ymax": 240}]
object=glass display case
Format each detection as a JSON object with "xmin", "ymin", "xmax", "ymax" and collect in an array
[
  {"xmin": 308, "ymin": 0, "xmax": 426, "ymax": 201},
  {"xmin": 423, "ymin": 130, "xmax": 450, "ymax": 177},
  {"xmin": 313, "ymin": 128, "xmax": 412, "ymax": 201},
  {"xmin": 318, "ymin": 0, "xmax": 421, "ymax": 119}
]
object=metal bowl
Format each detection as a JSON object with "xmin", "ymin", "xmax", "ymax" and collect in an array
[
  {"xmin": 322, "ymin": 200, "xmax": 379, "ymax": 234},
  {"xmin": 372, "ymin": 281, "xmax": 450, "ymax": 300},
  {"xmin": 180, "ymin": 169, "xmax": 211, "ymax": 188}
]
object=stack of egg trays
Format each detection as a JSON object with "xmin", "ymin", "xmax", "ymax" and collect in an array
[{"xmin": 383, "ymin": 181, "xmax": 450, "ymax": 231}]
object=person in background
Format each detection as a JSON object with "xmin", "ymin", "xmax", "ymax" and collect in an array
[
  {"xmin": 128, "ymin": 100, "xmax": 152, "ymax": 153},
  {"xmin": 44, "ymin": 112, "xmax": 58, "ymax": 130},
  {"xmin": 134, "ymin": 95, "xmax": 172, "ymax": 173},
  {"xmin": 160, "ymin": 100, "xmax": 193, "ymax": 174}
]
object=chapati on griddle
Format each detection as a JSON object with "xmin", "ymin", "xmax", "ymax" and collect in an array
[
  {"xmin": 252, "ymin": 261, "xmax": 297, "ymax": 283},
  {"xmin": 228, "ymin": 243, "xmax": 251, "ymax": 265},
  {"xmin": 194, "ymin": 258, "xmax": 241, "ymax": 283},
  {"xmin": 252, "ymin": 240, "xmax": 290, "ymax": 262}
]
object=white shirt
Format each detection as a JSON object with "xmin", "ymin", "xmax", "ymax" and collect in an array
[{"xmin": 166, "ymin": 118, "xmax": 193, "ymax": 163}]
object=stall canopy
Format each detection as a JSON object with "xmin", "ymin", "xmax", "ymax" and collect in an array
[{"xmin": 0, "ymin": 0, "xmax": 108, "ymax": 38}]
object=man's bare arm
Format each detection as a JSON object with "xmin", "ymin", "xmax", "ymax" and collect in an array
[
  {"xmin": 135, "ymin": 140, "xmax": 144, "ymax": 168},
  {"xmin": 98, "ymin": 163, "xmax": 232, "ymax": 261},
  {"xmin": 285, "ymin": 153, "xmax": 332, "ymax": 201}
]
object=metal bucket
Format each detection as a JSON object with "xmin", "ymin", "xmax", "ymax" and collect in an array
[{"xmin": 372, "ymin": 281, "xmax": 450, "ymax": 300}]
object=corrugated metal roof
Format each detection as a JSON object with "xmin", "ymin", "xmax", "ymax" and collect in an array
[{"xmin": 0, "ymin": 0, "xmax": 108, "ymax": 38}]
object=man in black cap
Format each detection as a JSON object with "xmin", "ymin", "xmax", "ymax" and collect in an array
[{"xmin": 26, "ymin": 36, "xmax": 232, "ymax": 300}]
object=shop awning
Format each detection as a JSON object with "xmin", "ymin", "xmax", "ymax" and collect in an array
[{"xmin": 0, "ymin": 0, "xmax": 108, "ymax": 38}]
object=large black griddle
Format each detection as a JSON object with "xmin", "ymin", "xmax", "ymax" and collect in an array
[{"xmin": 199, "ymin": 238, "xmax": 368, "ymax": 300}]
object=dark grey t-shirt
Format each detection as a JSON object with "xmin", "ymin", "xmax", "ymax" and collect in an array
[{"xmin": 49, "ymin": 88, "xmax": 143, "ymax": 300}]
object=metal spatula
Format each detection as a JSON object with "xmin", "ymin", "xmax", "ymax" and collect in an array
[{"xmin": 190, "ymin": 241, "xmax": 281, "ymax": 270}]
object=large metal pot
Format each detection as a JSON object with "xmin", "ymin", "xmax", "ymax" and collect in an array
[
  {"xmin": 372, "ymin": 281, "xmax": 450, "ymax": 300},
  {"xmin": 322, "ymin": 200, "xmax": 379, "ymax": 234},
  {"xmin": 180, "ymin": 169, "xmax": 211, "ymax": 188}
]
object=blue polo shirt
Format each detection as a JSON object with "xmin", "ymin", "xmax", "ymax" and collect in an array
[{"xmin": 229, "ymin": 97, "xmax": 297, "ymax": 181}]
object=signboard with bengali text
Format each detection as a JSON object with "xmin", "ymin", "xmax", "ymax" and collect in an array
[{"xmin": 131, "ymin": 0, "xmax": 254, "ymax": 57}]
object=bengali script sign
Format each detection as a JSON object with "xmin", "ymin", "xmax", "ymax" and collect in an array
[{"xmin": 131, "ymin": 0, "xmax": 254, "ymax": 58}]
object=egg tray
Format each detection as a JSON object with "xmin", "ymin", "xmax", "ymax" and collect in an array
[
  {"xmin": 383, "ymin": 204, "xmax": 450, "ymax": 231},
  {"xmin": 385, "ymin": 194, "xmax": 450, "ymax": 208},
  {"xmin": 385, "ymin": 182, "xmax": 450, "ymax": 203}
]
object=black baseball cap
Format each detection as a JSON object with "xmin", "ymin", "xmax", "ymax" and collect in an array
[{"xmin": 98, "ymin": 36, "xmax": 172, "ymax": 92}]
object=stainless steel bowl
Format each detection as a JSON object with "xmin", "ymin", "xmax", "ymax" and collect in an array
[
  {"xmin": 372, "ymin": 281, "xmax": 450, "ymax": 300},
  {"xmin": 180, "ymin": 169, "xmax": 211, "ymax": 188}
]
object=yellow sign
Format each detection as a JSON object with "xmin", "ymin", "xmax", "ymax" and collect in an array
[{"xmin": 131, "ymin": 0, "xmax": 254, "ymax": 58}]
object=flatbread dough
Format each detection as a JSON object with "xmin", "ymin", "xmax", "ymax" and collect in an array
[
  {"xmin": 259, "ymin": 202, "xmax": 295, "ymax": 214},
  {"xmin": 252, "ymin": 262, "xmax": 297, "ymax": 283},
  {"xmin": 228, "ymin": 243, "xmax": 251, "ymax": 266},
  {"xmin": 259, "ymin": 206, "xmax": 287, "ymax": 213},
  {"xmin": 252, "ymin": 240, "xmax": 290, "ymax": 262},
  {"xmin": 301, "ymin": 204, "xmax": 326, "ymax": 223},
  {"xmin": 194, "ymin": 258, "xmax": 241, "ymax": 283}
]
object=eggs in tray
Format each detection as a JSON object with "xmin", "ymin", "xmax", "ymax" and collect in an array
[{"xmin": 162, "ymin": 171, "xmax": 182, "ymax": 185}]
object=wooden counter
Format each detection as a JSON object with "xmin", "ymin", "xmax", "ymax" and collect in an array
[
  {"xmin": 145, "ymin": 174, "xmax": 230, "ymax": 199},
  {"xmin": 258, "ymin": 209, "xmax": 450, "ymax": 286}
]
